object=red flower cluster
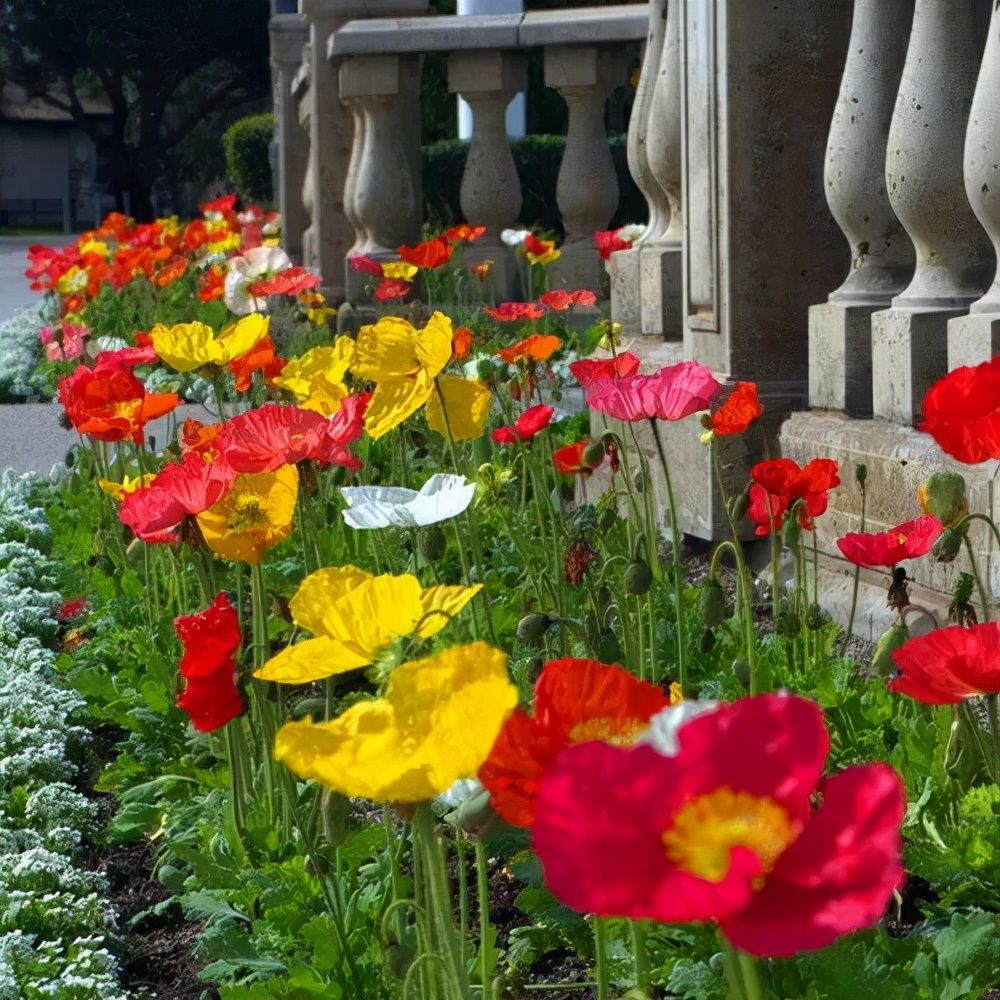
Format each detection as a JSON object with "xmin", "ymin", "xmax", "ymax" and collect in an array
[
  {"xmin": 748, "ymin": 458, "xmax": 840, "ymax": 536},
  {"xmin": 485, "ymin": 302, "xmax": 547, "ymax": 323},
  {"xmin": 174, "ymin": 593, "xmax": 243, "ymax": 732},
  {"xmin": 538, "ymin": 289, "xmax": 597, "ymax": 312},
  {"xmin": 492, "ymin": 404, "xmax": 554, "ymax": 444}
]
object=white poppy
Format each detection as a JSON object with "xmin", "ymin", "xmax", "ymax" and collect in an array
[
  {"xmin": 340, "ymin": 473, "xmax": 475, "ymax": 529},
  {"xmin": 616, "ymin": 223, "xmax": 646, "ymax": 243},
  {"xmin": 638, "ymin": 699, "xmax": 719, "ymax": 757},
  {"xmin": 436, "ymin": 777, "xmax": 483, "ymax": 809},
  {"xmin": 224, "ymin": 246, "xmax": 292, "ymax": 316},
  {"xmin": 501, "ymin": 228, "xmax": 531, "ymax": 247}
]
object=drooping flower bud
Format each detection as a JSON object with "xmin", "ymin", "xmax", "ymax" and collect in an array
[
  {"xmin": 418, "ymin": 525, "xmax": 447, "ymax": 562},
  {"xmin": 517, "ymin": 613, "xmax": 552, "ymax": 642},
  {"xmin": 918, "ymin": 470, "xmax": 967, "ymax": 527},
  {"xmin": 624, "ymin": 560, "xmax": 653, "ymax": 595},
  {"xmin": 699, "ymin": 576, "xmax": 728, "ymax": 627},
  {"xmin": 582, "ymin": 439, "xmax": 606, "ymax": 468},
  {"xmin": 932, "ymin": 527, "xmax": 964, "ymax": 564},
  {"xmin": 871, "ymin": 622, "xmax": 908, "ymax": 677}
]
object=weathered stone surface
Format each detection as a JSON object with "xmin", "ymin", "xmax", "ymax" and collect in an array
[
  {"xmin": 808, "ymin": 301, "xmax": 878, "ymax": 416},
  {"xmin": 518, "ymin": 5, "xmax": 647, "ymax": 46},
  {"xmin": 331, "ymin": 13, "xmax": 520, "ymax": 54},
  {"xmin": 947, "ymin": 312, "xmax": 1000, "ymax": 369},
  {"xmin": 639, "ymin": 245, "xmax": 680, "ymax": 339}
]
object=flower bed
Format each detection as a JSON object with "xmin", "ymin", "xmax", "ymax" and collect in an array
[
  {"xmin": 0, "ymin": 472, "xmax": 127, "ymax": 999},
  {"xmin": 11, "ymin": 203, "xmax": 1000, "ymax": 1000}
]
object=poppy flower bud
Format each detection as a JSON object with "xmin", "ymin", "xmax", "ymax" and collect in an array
[
  {"xmin": 625, "ymin": 560, "xmax": 653, "ymax": 595},
  {"xmin": 634, "ymin": 470, "xmax": 647, "ymax": 493},
  {"xmin": 871, "ymin": 622, "xmax": 908, "ymax": 677},
  {"xmin": 918, "ymin": 470, "xmax": 967, "ymax": 527},
  {"xmin": 582, "ymin": 439, "xmax": 605, "ymax": 467},
  {"xmin": 732, "ymin": 658, "xmax": 751, "ymax": 691},
  {"xmin": 699, "ymin": 577, "xmax": 728, "ymax": 627},
  {"xmin": 418, "ymin": 525, "xmax": 447, "ymax": 562},
  {"xmin": 782, "ymin": 509, "xmax": 802, "ymax": 552},
  {"xmin": 774, "ymin": 606, "xmax": 800, "ymax": 638},
  {"xmin": 932, "ymin": 527, "xmax": 964, "ymax": 564},
  {"xmin": 806, "ymin": 603, "xmax": 826, "ymax": 631},
  {"xmin": 517, "ymin": 613, "xmax": 553, "ymax": 642},
  {"xmin": 728, "ymin": 488, "xmax": 750, "ymax": 523},
  {"xmin": 452, "ymin": 786, "xmax": 497, "ymax": 836},
  {"xmin": 855, "ymin": 462, "xmax": 868, "ymax": 487},
  {"xmin": 598, "ymin": 506, "xmax": 618, "ymax": 532},
  {"xmin": 596, "ymin": 629, "xmax": 622, "ymax": 663},
  {"xmin": 700, "ymin": 628, "xmax": 716, "ymax": 653},
  {"xmin": 700, "ymin": 412, "xmax": 714, "ymax": 430}
]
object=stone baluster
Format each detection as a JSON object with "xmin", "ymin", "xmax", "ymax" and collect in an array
[
  {"xmin": 293, "ymin": 59, "xmax": 315, "ymax": 265},
  {"xmin": 269, "ymin": 13, "xmax": 310, "ymax": 264},
  {"xmin": 871, "ymin": 0, "xmax": 992, "ymax": 423},
  {"xmin": 949, "ymin": 1, "xmax": 1000, "ymax": 368},
  {"xmin": 339, "ymin": 55, "xmax": 423, "ymax": 311},
  {"xmin": 609, "ymin": 0, "xmax": 670, "ymax": 336},
  {"xmin": 808, "ymin": 0, "xmax": 914, "ymax": 416},
  {"xmin": 639, "ymin": 0, "xmax": 682, "ymax": 337},
  {"xmin": 544, "ymin": 45, "xmax": 630, "ymax": 291},
  {"xmin": 448, "ymin": 50, "xmax": 527, "ymax": 300}
]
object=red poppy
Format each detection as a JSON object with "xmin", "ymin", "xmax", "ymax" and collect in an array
[
  {"xmin": 532, "ymin": 695, "xmax": 905, "ymax": 957},
  {"xmin": 836, "ymin": 515, "xmax": 943, "ymax": 568},
  {"xmin": 748, "ymin": 458, "xmax": 840, "ymax": 537},
  {"xmin": 452, "ymin": 326, "xmax": 473, "ymax": 361},
  {"xmin": 397, "ymin": 238, "xmax": 453, "ymax": 270},
  {"xmin": 920, "ymin": 355, "xmax": 1000, "ymax": 464},
  {"xmin": 889, "ymin": 621, "xmax": 1000, "ymax": 704},
  {"xmin": 155, "ymin": 256, "xmax": 188, "ymax": 288},
  {"xmin": 491, "ymin": 404, "xmax": 554, "ymax": 444},
  {"xmin": 374, "ymin": 278, "xmax": 412, "ymax": 302},
  {"xmin": 175, "ymin": 592, "xmax": 241, "ymax": 679},
  {"xmin": 349, "ymin": 254, "xmax": 384, "ymax": 277},
  {"xmin": 479, "ymin": 658, "xmax": 669, "ymax": 828},
  {"xmin": 56, "ymin": 598, "xmax": 88, "ymax": 623},
  {"xmin": 119, "ymin": 452, "xmax": 236, "ymax": 543},
  {"xmin": 497, "ymin": 334, "xmax": 562, "ymax": 365},
  {"xmin": 569, "ymin": 352, "xmax": 641, "ymax": 388},
  {"xmin": 177, "ymin": 667, "xmax": 244, "ymax": 733},
  {"xmin": 198, "ymin": 264, "xmax": 226, "ymax": 302},
  {"xmin": 216, "ymin": 400, "xmax": 366, "ymax": 474},
  {"xmin": 228, "ymin": 335, "xmax": 286, "ymax": 393},
  {"xmin": 442, "ymin": 224, "xmax": 486, "ymax": 244},
  {"xmin": 180, "ymin": 418, "xmax": 222, "ymax": 459},
  {"xmin": 484, "ymin": 302, "xmax": 547, "ymax": 323},
  {"xmin": 586, "ymin": 361, "xmax": 721, "ymax": 422},
  {"xmin": 248, "ymin": 266, "xmax": 321, "ymax": 298},
  {"xmin": 709, "ymin": 382, "xmax": 762, "ymax": 436},
  {"xmin": 539, "ymin": 289, "xmax": 597, "ymax": 312},
  {"xmin": 201, "ymin": 194, "xmax": 238, "ymax": 215},
  {"xmin": 97, "ymin": 333, "xmax": 157, "ymax": 372},
  {"xmin": 553, "ymin": 440, "xmax": 602, "ymax": 477},
  {"xmin": 58, "ymin": 363, "xmax": 179, "ymax": 445},
  {"xmin": 594, "ymin": 229, "xmax": 632, "ymax": 260},
  {"xmin": 523, "ymin": 233, "xmax": 559, "ymax": 262}
]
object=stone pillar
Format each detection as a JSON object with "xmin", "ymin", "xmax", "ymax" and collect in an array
[
  {"xmin": 301, "ymin": 0, "xmax": 426, "ymax": 301},
  {"xmin": 544, "ymin": 45, "xmax": 630, "ymax": 291},
  {"xmin": 340, "ymin": 55, "xmax": 423, "ymax": 301},
  {"xmin": 609, "ymin": 0, "xmax": 669, "ymax": 337},
  {"xmin": 270, "ymin": 13, "xmax": 310, "ymax": 263},
  {"xmin": 638, "ymin": 0, "xmax": 682, "ymax": 338},
  {"xmin": 294, "ymin": 61, "xmax": 315, "ymax": 264},
  {"xmin": 639, "ymin": 0, "xmax": 850, "ymax": 541},
  {"xmin": 448, "ymin": 49, "xmax": 527, "ymax": 300},
  {"xmin": 871, "ymin": 0, "xmax": 992, "ymax": 423},
  {"xmin": 808, "ymin": 0, "xmax": 914, "ymax": 416},
  {"xmin": 948, "ymin": 1, "xmax": 1000, "ymax": 369}
]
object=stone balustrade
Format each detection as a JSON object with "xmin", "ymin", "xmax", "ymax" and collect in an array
[{"xmin": 326, "ymin": 4, "xmax": 647, "ymax": 315}]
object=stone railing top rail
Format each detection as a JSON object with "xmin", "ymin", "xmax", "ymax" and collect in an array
[{"xmin": 329, "ymin": 4, "xmax": 648, "ymax": 58}]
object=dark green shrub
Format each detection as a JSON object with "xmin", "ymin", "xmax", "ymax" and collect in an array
[
  {"xmin": 222, "ymin": 112, "xmax": 274, "ymax": 205},
  {"xmin": 422, "ymin": 134, "xmax": 646, "ymax": 234}
]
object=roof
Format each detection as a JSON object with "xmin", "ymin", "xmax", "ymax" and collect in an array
[{"xmin": 0, "ymin": 83, "xmax": 112, "ymax": 123}]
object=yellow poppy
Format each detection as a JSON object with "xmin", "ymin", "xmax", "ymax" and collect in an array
[
  {"xmin": 78, "ymin": 238, "xmax": 110, "ymax": 259},
  {"xmin": 254, "ymin": 565, "xmax": 482, "ymax": 684},
  {"xmin": 151, "ymin": 314, "xmax": 269, "ymax": 373},
  {"xmin": 98, "ymin": 472, "xmax": 156, "ymax": 503},
  {"xmin": 273, "ymin": 337, "xmax": 355, "ymax": 416},
  {"xmin": 425, "ymin": 375, "xmax": 492, "ymax": 441},
  {"xmin": 196, "ymin": 464, "xmax": 298, "ymax": 564},
  {"xmin": 382, "ymin": 261, "xmax": 419, "ymax": 281},
  {"xmin": 352, "ymin": 312, "xmax": 453, "ymax": 439},
  {"xmin": 273, "ymin": 642, "xmax": 517, "ymax": 802}
]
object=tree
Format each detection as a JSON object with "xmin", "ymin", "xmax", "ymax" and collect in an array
[{"xmin": 0, "ymin": 0, "xmax": 271, "ymax": 219}]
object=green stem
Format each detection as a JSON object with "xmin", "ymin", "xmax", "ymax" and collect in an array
[
  {"xmin": 650, "ymin": 420, "xmax": 688, "ymax": 695},
  {"xmin": 963, "ymin": 535, "xmax": 992, "ymax": 623},
  {"xmin": 592, "ymin": 917, "xmax": 610, "ymax": 1000},
  {"xmin": 630, "ymin": 920, "xmax": 649, "ymax": 993},
  {"xmin": 475, "ymin": 838, "xmax": 494, "ymax": 1000},
  {"xmin": 840, "ymin": 481, "xmax": 867, "ymax": 656}
]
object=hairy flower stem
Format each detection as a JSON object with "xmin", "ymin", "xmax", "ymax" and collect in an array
[
  {"xmin": 650, "ymin": 420, "xmax": 688, "ymax": 695},
  {"xmin": 592, "ymin": 917, "xmax": 611, "ymax": 1000},
  {"xmin": 722, "ymin": 941, "xmax": 768, "ymax": 1000},
  {"xmin": 630, "ymin": 920, "xmax": 649, "ymax": 993},
  {"xmin": 475, "ymin": 838, "xmax": 495, "ymax": 1000},
  {"xmin": 963, "ymin": 535, "xmax": 992, "ymax": 623}
]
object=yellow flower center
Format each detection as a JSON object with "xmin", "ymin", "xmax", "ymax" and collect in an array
[
  {"xmin": 111, "ymin": 400, "xmax": 140, "ymax": 421},
  {"xmin": 229, "ymin": 492, "xmax": 269, "ymax": 530},
  {"xmin": 661, "ymin": 787, "xmax": 797, "ymax": 883},
  {"xmin": 569, "ymin": 716, "xmax": 646, "ymax": 746}
]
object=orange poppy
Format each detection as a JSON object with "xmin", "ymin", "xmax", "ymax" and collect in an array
[
  {"xmin": 708, "ymin": 381, "xmax": 763, "ymax": 437},
  {"xmin": 497, "ymin": 334, "xmax": 562, "ymax": 365},
  {"xmin": 228, "ymin": 335, "xmax": 286, "ymax": 392},
  {"xmin": 443, "ymin": 224, "xmax": 486, "ymax": 244},
  {"xmin": 397, "ymin": 238, "xmax": 453, "ymax": 270},
  {"xmin": 155, "ymin": 256, "xmax": 188, "ymax": 288},
  {"xmin": 452, "ymin": 326, "xmax": 473, "ymax": 361}
]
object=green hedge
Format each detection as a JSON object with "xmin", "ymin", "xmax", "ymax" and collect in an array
[
  {"xmin": 222, "ymin": 112, "xmax": 274, "ymax": 205},
  {"xmin": 423, "ymin": 134, "xmax": 646, "ymax": 234}
]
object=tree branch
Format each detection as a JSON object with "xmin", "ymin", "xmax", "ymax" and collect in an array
[{"xmin": 160, "ymin": 71, "xmax": 244, "ymax": 148}]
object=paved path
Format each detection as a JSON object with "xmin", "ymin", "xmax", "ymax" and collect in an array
[
  {"xmin": 0, "ymin": 402, "xmax": 214, "ymax": 476},
  {"xmin": 0, "ymin": 234, "xmax": 52, "ymax": 323}
]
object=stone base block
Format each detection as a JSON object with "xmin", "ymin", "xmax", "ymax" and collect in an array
[
  {"xmin": 639, "ymin": 243, "xmax": 681, "ymax": 339},
  {"xmin": 871, "ymin": 307, "xmax": 963, "ymax": 424},
  {"xmin": 807, "ymin": 300, "xmax": 881, "ymax": 416},
  {"xmin": 549, "ymin": 239, "xmax": 606, "ymax": 297},
  {"xmin": 608, "ymin": 246, "xmax": 641, "ymax": 337},
  {"xmin": 947, "ymin": 311, "xmax": 1000, "ymax": 369},
  {"xmin": 781, "ymin": 410, "xmax": 1000, "ymax": 604}
]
